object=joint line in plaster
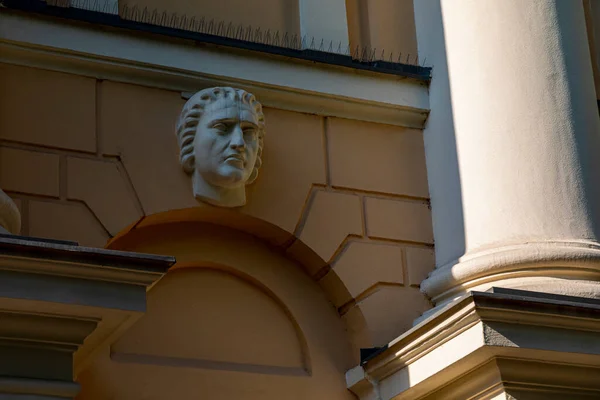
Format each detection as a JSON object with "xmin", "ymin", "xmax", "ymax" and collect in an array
[
  {"xmin": 292, "ymin": 185, "xmax": 322, "ymax": 237},
  {"xmin": 323, "ymin": 117, "xmax": 332, "ymax": 187},
  {"xmin": 115, "ymin": 158, "xmax": 146, "ymax": 216}
]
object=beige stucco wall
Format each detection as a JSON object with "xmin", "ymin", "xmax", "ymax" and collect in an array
[
  {"xmin": 0, "ymin": 62, "xmax": 432, "ymax": 350},
  {"xmin": 346, "ymin": 0, "xmax": 418, "ymax": 60}
]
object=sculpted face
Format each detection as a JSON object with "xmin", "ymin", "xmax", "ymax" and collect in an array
[{"xmin": 193, "ymin": 97, "xmax": 260, "ymax": 189}]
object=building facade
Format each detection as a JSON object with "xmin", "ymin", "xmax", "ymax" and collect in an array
[{"xmin": 0, "ymin": 0, "xmax": 599, "ymax": 398}]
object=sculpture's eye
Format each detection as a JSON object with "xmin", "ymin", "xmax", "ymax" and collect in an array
[
  {"xmin": 243, "ymin": 128, "xmax": 257, "ymax": 140},
  {"xmin": 213, "ymin": 123, "xmax": 228, "ymax": 134}
]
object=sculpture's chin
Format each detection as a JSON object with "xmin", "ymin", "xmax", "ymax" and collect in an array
[
  {"xmin": 210, "ymin": 175, "xmax": 246, "ymax": 189},
  {"xmin": 192, "ymin": 171, "xmax": 248, "ymax": 208},
  {"xmin": 208, "ymin": 166, "xmax": 250, "ymax": 189}
]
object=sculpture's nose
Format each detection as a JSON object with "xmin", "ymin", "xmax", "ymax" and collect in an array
[{"xmin": 229, "ymin": 126, "xmax": 246, "ymax": 150}]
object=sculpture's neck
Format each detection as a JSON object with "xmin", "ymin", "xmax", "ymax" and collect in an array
[{"xmin": 192, "ymin": 172, "xmax": 246, "ymax": 208}]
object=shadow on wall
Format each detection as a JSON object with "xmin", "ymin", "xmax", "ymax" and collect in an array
[
  {"xmin": 563, "ymin": 2, "xmax": 600, "ymax": 241},
  {"xmin": 414, "ymin": 0, "xmax": 465, "ymax": 271}
]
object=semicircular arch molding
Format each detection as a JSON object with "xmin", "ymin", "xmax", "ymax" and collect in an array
[
  {"xmin": 108, "ymin": 207, "xmax": 353, "ymax": 305},
  {"xmin": 78, "ymin": 217, "xmax": 357, "ymax": 400},
  {"xmin": 111, "ymin": 265, "xmax": 311, "ymax": 376}
]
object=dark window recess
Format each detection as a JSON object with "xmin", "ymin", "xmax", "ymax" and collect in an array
[
  {"xmin": 2, "ymin": 0, "xmax": 432, "ymax": 81},
  {"xmin": 360, "ymin": 346, "xmax": 388, "ymax": 365}
]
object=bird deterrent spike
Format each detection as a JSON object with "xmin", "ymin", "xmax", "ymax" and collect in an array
[
  {"xmin": 283, "ymin": 32, "xmax": 289, "ymax": 47},
  {"xmin": 255, "ymin": 27, "xmax": 262, "ymax": 43},
  {"xmin": 170, "ymin": 13, "xmax": 179, "ymax": 28},
  {"xmin": 131, "ymin": 6, "xmax": 139, "ymax": 21},
  {"xmin": 179, "ymin": 15, "xmax": 188, "ymax": 29},
  {"xmin": 150, "ymin": 9, "xmax": 158, "ymax": 24}
]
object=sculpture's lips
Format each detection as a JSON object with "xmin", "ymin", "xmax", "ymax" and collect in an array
[{"xmin": 224, "ymin": 154, "xmax": 245, "ymax": 164}]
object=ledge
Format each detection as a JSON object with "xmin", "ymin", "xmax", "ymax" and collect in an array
[
  {"xmin": 347, "ymin": 288, "xmax": 600, "ymax": 399},
  {"xmin": 0, "ymin": 234, "xmax": 174, "ymax": 273},
  {"xmin": 3, "ymin": 0, "xmax": 432, "ymax": 81},
  {"xmin": 0, "ymin": 234, "xmax": 176, "ymax": 387},
  {"xmin": 0, "ymin": 377, "xmax": 80, "ymax": 399},
  {"xmin": 0, "ymin": 10, "xmax": 430, "ymax": 128}
]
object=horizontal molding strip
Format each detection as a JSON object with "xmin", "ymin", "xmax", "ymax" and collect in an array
[
  {"xmin": 4, "ymin": 0, "xmax": 432, "ymax": 80},
  {"xmin": 111, "ymin": 352, "xmax": 310, "ymax": 377},
  {"xmin": 0, "ymin": 11, "xmax": 430, "ymax": 128}
]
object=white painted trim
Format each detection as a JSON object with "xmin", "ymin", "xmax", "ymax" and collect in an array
[
  {"xmin": 347, "ymin": 290, "xmax": 600, "ymax": 399},
  {"xmin": 0, "ymin": 12, "xmax": 429, "ymax": 128}
]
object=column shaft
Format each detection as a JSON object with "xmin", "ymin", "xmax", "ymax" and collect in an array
[{"xmin": 417, "ymin": 0, "xmax": 600, "ymax": 305}]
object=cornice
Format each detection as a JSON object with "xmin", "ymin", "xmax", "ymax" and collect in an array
[
  {"xmin": 0, "ymin": 235, "xmax": 174, "ymax": 286},
  {"xmin": 0, "ymin": 11, "xmax": 430, "ymax": 128},
  {"xmin": 0, "ymin": 310, "xmax": 98, "ymax": 348},
  {"xmin": 0, "ymin": 376, "xmax": 80, "ymax": 399},
  {"xmin": 3, "ymin": 0, "xmax": 432, "ymax": 81},
  {"xmin": 347, "ymin": 288, "xmax": 600, "ymax": 400},
  {"xmin": 0, "ymin": 234, "xmax": 175, "ymax": 382}
]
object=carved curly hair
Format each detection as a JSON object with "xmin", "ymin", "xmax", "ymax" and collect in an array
[{"xmin": 175, "ymin": 87, "xmax": 266, "ymax": 184}]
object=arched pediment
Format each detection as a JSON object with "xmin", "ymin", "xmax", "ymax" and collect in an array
[
  {"xmin": 77, "ymin": 219, "xmax": 355, "ymax": 400},
  {"xmin": 112, "ymin": 267, "xmax": 309, "ymax": 375}
]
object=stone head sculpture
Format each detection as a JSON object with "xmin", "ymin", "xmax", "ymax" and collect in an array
[{"xmin": 176, "ymin": 87, "xmax": 265, "ymax": 207}]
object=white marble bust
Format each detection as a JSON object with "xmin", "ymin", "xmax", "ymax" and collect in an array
[{"xmin": 176, "ymin": 87, "xmax": 265, "ymax": 207}]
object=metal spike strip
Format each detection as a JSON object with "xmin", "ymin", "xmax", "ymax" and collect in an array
[{"xmin": 6, "ymin": 0, "xmax": 434, "ymax": 71}]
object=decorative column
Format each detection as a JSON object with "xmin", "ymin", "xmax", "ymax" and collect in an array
[
  {"xmin": 0, "ymin": 189, "xmax": 20, "ymax": 235},
  {"xmin": 418, "ymin": 0, "xmax": 600, "ymax": 308}
]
